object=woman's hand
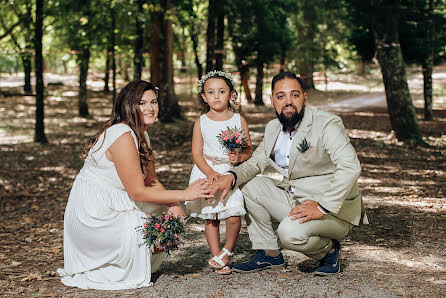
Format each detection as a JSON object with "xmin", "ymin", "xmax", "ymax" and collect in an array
[
  {"xmin": 228, "ymin": 150, "xmax": 240, "ymax": 164},
  {"xmin": 206, "ymin": 170, "xmax": 222, "ymax": 182},
  {"xmin": 184, "ymin": 179, "xmax": 213, "ymax": 201}
]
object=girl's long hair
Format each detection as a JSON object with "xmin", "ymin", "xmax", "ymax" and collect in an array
[{"xmin": 81, "ymin": 80, "xmax": 156, "ymax": 175}]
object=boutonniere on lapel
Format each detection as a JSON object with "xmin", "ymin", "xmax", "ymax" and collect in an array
[{"xmin": 297, "ymin": 137, "xmax": 311, "ymax": 153}]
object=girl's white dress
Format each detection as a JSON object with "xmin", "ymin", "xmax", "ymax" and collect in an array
[
  {"xmin": 57, "ymin": 123, "xmax": 167, "ymax": 290},
  {"xmin": 185, "ymin": 113, "xmax": 246, "ymax": 220}
]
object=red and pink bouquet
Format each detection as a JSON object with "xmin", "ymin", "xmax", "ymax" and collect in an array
[
  {"xmin": 140, "ymin": 213, "xmax": 185, "ymax": 255},
  {"xmin": 216, "ymin": 126, "xmax": 248, "ymax": 152}
]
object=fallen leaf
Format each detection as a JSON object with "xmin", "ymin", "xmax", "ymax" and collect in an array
[
  {"xmin": 191, "ymin": 273, "xmax": 201, "ymax": 277},
  {"xmin": 21, "ymin": 273, "xmax": 42, "ymax": 282},
  {"xmin": 11, "ymin": 261, "xmax": 22, "ymax": 266}
]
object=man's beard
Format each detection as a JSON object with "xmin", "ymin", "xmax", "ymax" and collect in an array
[{"xmin": 276, "ymin": 104, "xmax": 305, "ymax": 131}]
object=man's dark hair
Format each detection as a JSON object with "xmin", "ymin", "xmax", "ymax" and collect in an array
[{"xmin": 271, "ymin": 71, "xmax": 304, "ymax": 92}]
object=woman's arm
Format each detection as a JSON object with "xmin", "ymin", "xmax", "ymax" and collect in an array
[
  {"xmin": 191, "ymin": 119, "xmax": 221, "ymax": 179},
  {"xmin": 108, "ymin": 132, "xmax": 212, "ymax": 203}
]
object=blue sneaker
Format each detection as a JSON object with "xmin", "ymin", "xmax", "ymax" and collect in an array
[
  {"xmin": 314, "ymin": 240, "xmax": 341, "ymax": 275},
  {"xmin": 232, "ymin": 250, "xmax": 285, "ymax": 273}
]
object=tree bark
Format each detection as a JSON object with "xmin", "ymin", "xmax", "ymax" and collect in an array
[
  {"xmin": 214, "ymin": 0, "xmax": 224, "ymax": 71},
  {"xmin": 205, "ymin": 0, "xmax": 216, "ymax": 72},
  {"xmin": 254, "ymin": 60, "xmax": 264, "ymax": 106},
  {"xmin": 423, "ymin": 0, "xmax": 434, "ymax": 121},
  {"xmin": 23, "ymin": 2, "xmax": 33, "ymax": 94},
  {"xmin": 240, "ymin": 66, "xmax": 252, "ymax": 103},
  {"xmin": 111, "ymin": 7, "xmax": 117, "ymax": 103},
  {"xmin": 159, "ymin": 0, "xmax": 181, "ymax": 122},
  {"xmin": 133, "ymin": 0, "xmax": 144, "ymax": 80},
  {"xmin": 150, "ymin": 12, "xmax": 162, "ymax": 87},
  {"xmin": 78, "ymin": 48, "xmax": 90, "ymax": 117},
  {"xmin": 372, "ymin": 0, "xmax": 421, "ymax": 142},
  {"xmin": 23, "ymin": 53, "xmax": 32, "ymax": 94},
  {"xmin": 190, "ymin": 22, "xmax": 203, "ymax": 80},
  {"xmin": 34, "ymin": 0, "xmax": 47, "ymax": 143},
  {"xmin": 104, "ymin": 48, "xmax": 111, "ymax": 92}
]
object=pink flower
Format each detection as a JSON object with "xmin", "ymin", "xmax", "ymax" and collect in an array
[
  {"xmin": 165, "ymin": 215, "xmax": 170, "ymax": 220},
  {"xmin": 224, "ymin": 130, "xmax": 229, "ymax": 134},
  {"xmin": 155, "ymin": 224, "xmax": 160, "ymax": 229},
  {"xmin": 224, "ymin": 137, "xmax": 228, "ymax": 141},
  {"xmin": 174, "ymin": 234, "xmax": 178, "ymax": 239},
  {"xmin": 220, "ymin": 133, "xmax": 225, "ymax": 138},
  {"xmin": 229, "ymin": 135, "xmax": 233, "ymax": 139},
  {"xmin": 235, "ymin": 139, "xmax": 240, "ymax": 144},
  {"xmin": 235, "ymin": 132, "xmax": 240, "ymax": 137},
  {"xmin": 160, "ymin": 228, "xmax": 165, "ymax": 233}
]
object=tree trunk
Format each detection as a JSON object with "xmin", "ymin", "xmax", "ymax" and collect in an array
[
  {"xmin": 240, "ymin": 66, "xmax": 252, "ymax": 103},
  {"xmin": 133, "ymin": 0, "xmax": 144, "ymax": 80},
  {"xmin": 423, "ymin": 0, "xmax": 434, "ymax": 121},
  {"xmin": 34, "ymin": 0, "xmax": 47, "ymax": 143},
  {"xmin": 111, "ymin": 7, "xmax": 117, "ymax": 103},
  {"xmin": 158, "ymin": 0, "xmax": 181, "ymax": 122},
  {"xmin": 254, "ymin": 61, "xmax": 264, "ymax": 106},
  {"xmin": 150, "ymin": 12, "xmax": 162, "ymax": 87},
  {"xmin": 78, "ymin": 48, "xmax": 90, "ymax": 117},
  {"xmin": 357, "ymin": 60, "xmax": 366, "ymax": 76},
  {"xmin": 214, "ymin": 0, "xmax": 225, "ymax": 71},
  {"xmin": 279, "ymin": 53, "xmax": 286, "ymax": 73},
  {"xmin": 104, "ymin": 48, "xmax": 111, "ymax": 92},
  {"xmin": 23, "ymin": 2, "xmax": 33, "ymax": 94},
  {"xmin": 372, "ymin": 0, "xmax": 421, "ymax": 142},
  {"xmin": 205, "ymin": 0, "xmax": 216, "ymax": 72},
  {"xmin": 23, "ymin": 53, "xmax": 32, "ymax": 94},
  {"xmin": 190, "ymin": 22, "xmax": 203, "ymax": 80}
]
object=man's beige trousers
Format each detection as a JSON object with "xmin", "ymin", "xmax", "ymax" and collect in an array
[{"xmin": 241, "ymin": 176, "xmax": 352, "ymax": 260}]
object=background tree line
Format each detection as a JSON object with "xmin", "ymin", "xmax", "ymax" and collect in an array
[{"xmin": 0, "ymin": 0, "xmax": 445, "ymax": 144}]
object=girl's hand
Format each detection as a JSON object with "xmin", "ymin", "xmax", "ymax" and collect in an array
[
  {"xmin": 228, "ymin": 150, "xmax": 240, "ymax": 164},
  {"xmin": 167, "ymin": 205, "xmax": 186, "ymax": 218},
  {"xmin": 206, "ymin": 171, "xmax": 222, "ymax": 182},
  {"xmin": 184, "ymin": 179, "xmax": 213, "ymax": 201}
]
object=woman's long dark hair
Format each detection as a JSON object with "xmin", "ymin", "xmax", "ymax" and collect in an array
[{"xmin": 81, "ymin": 80, "xmax": 157, "ymax": 175}]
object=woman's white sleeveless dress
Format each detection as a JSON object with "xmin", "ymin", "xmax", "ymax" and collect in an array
[
  {"xmin": 185, "ymin": 113, "xmax": 246, "ymax": 220},
  {"xmin": 57, "ymin": 123, "xmax": 167, "ymax": 290}
]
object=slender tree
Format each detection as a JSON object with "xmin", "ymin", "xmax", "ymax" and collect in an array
[
  {"xmin": 150, "ymin": 0, "xmax": 181, "ymax": 122},
  {"xmin": 205, "ymin": 0, "xmax": 216, "ymax": 72},
  {"xmin": 133, "ymin": 0, "xmax": 144, "ymax": 80},
  {"xmin": 214, "ymin": 0, "xmax": 225, "ymax": 70},
  {"xmin": 371, "ymin": 0, "xmax": 422, "ymax": 142},
  {"xmin": 423, "ymin": 0, "xmax": 434, "ymax": 120},
  {"xmin": 34, "ymin": 0, "xmax": 47, "ymax": 143}
]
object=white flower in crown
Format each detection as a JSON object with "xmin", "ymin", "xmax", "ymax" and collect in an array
[{"xmin": 197, "ymin": 70, "xmax": 236, "ymax": 94}]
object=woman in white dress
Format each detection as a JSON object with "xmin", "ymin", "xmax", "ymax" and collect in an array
[{"xmin": 57, "ymin": 80, "xmax": 212, "ymax": 290}]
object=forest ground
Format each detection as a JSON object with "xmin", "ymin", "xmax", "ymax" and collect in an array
[{"xmin": 0, "ymin": 66, "xmax": 445, "ymax": 297}]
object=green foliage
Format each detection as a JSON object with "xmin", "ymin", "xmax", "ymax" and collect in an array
[
  {"xmin": 399, "ymin": 0, "xmax": 446, "ymax": 65},
  {"xmin": 227, "ymin": 0, "xmax": 294, "ymax": 67}
]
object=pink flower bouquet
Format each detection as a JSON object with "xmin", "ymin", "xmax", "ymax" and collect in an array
[
  {"xmin": 139, "ymin": 213, "xmax": 185, "ymax": 255},
  {"xmin": 216, "ymin": 126, "xmax": 248, "ymax": 152}
]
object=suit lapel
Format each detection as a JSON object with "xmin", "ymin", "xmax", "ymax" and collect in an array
[{"xmin": 288, "ymin": 107, "xmax": 313, "ymax": 177}]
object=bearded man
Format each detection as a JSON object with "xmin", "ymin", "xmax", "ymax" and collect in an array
[{"xmin": 212, "ymin": 71, "xmax": 368, "ymax": 275}]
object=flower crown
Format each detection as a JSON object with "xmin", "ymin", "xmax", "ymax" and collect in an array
[{"xmin": 197, "ymin": 70, "xmax": 236, "ymax": 94}]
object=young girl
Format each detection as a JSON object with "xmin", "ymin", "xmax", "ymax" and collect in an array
[{"xmin": 185, "ymin": 71, "xmax": 253, "ymax": 275}]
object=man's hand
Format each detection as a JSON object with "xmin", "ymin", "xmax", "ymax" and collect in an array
[
  {"xmin": 210, "ymin": 174, "xmax": 233, "ymax": 201},
  {"xmin": 288, "ymin": 200, "xmax": 325, "ymax": 223}
]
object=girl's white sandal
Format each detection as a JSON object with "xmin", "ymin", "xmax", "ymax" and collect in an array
[{"xmin": 208, "ymin": 247, "xmax": 233, "ymax": 269}]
